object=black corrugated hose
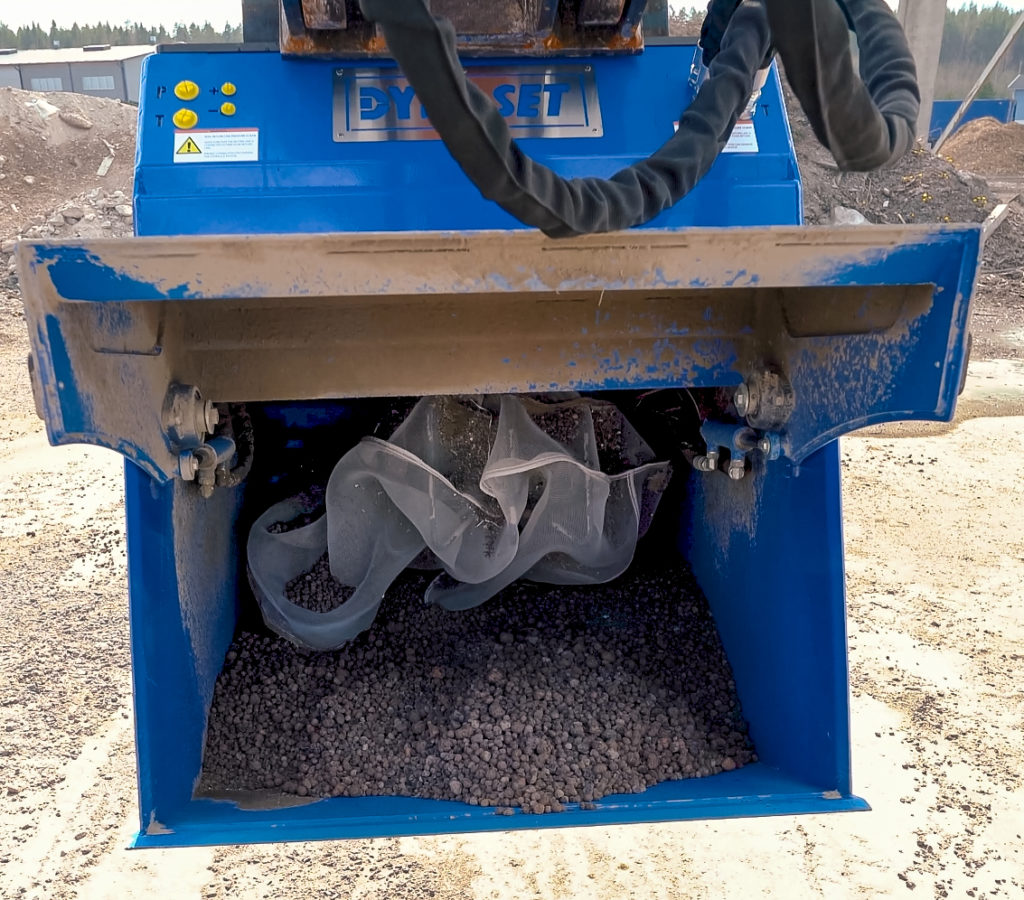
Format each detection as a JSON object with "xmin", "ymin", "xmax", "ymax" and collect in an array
[
  {"xmin": 762, "ymin": 0, "xmax": 920, "ymax": 171},
  {"xmin": 356, "ymin": 0, "xmax": 920, "ymax": 237}
]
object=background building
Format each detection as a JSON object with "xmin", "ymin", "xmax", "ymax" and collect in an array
[
  {"xmin": 1011, "ymin": 74, "xmax": 1024, "ymax": 123},
  {"xmin": 0, "ymin": 45, "xmax": 153, "ymax": 103}
]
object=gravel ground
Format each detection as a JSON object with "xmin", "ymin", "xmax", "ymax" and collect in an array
[{"xmin": 203, "ymin": 563, "xmax": 753, "ymax": 811}]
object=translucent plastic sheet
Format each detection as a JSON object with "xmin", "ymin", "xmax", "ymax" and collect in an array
[{"xmin": 248, "ymin": 395, "xmax": 671, "ymax": 650}]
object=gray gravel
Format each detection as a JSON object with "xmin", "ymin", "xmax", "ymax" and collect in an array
[{"xmin": 201, "ymin": 560, "xmax": 756, "ymax": 813}]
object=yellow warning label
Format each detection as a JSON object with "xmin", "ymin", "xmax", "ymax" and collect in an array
[{"xmin": 173, "ymin": 129, "xmax": 258, "ymax": 163}]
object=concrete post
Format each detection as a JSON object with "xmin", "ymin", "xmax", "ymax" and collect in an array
[
  {"xmin": 897, "ymin": 0, "xmax": 947, "ymax": 143},
  {"xmin": 643, "ymin": 0, "xmax": 670, "ymax": 36}
]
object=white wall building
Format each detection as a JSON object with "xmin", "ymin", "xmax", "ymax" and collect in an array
[{"xmin": 0, "ymin": 45, "xmax": 154, "ymax": 103}]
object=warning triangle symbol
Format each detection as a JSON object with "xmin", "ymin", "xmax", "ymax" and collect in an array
[{"xmin": 177, "ymin": 137, "xmax": 202, "ymax": 155}]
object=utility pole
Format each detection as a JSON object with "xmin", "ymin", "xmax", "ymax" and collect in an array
[{"xmin": 897, "ymin": 0, "xmax": 947, "ymax": 143}]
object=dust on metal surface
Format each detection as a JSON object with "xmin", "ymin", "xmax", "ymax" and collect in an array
[
  {"xmin": 19, "ymin": 226, "xmax": 978, "ymax": 298},
  {"xmin": 16, "ymin": 225, "xmax": 978, "ymax": 482}
]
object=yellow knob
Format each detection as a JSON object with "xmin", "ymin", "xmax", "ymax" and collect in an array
[
  {"xmin": 174, "ymin": 80, "xmax": 200, "ymax": 101},
  {"xmin": 173, "ymin": 108, "xmax": 199, "ymax": 129},
  {"xmin": 220, "ymin": 81, "xmax": 237, "ymax": 96},
  {"xmin": 220, "ymin": 101, "xmax": 236, "ymax": 116}
]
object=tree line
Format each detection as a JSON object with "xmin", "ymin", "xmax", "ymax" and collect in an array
[
  {"xmin": 0, "ymin": 20, "xmax": 242, "ymax": 50},
  {"xmin": 940, "ymin": 2, "xmax": 1024, "ymax": 70}
]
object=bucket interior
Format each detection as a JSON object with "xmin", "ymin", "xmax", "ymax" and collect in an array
[{"xmin": 125, "ymin": 389, "xmax": 864, "ymax": 847}]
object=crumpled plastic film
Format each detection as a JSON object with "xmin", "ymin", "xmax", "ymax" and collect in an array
[{"xmin": 247, "ymin": 395, "xmax": 671, "ymax": 650}]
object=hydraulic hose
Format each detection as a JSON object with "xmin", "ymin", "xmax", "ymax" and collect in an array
[
  {"xmin": 214, "ymin": 403, "xmax": 255, "ymax": 489},
  {"xmin": 356, "ymin": 0, "xmax": 919, "ymax": 235},
  {"xmin": 765, "ymin": 0, "xmax": 919, "ymax": 171},
  {"xmin": 358, "ymin": 0, "xmax": 770, "ymax": 237}
]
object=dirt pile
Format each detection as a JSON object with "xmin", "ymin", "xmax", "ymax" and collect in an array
[
  {"xmin": 792, "ymin": 116, "xmax": 993, "ymax": 230},
  {"xmin": 202, "ymin": 560, "xmax": 755, "ymax": 814},
  {"xmin": 944, "ymin": 116, "xmax": 1024, "ymax": 175},
  {"xmin": 0, "ymin": 87, "xmax": 136, "ymax": 241},
  {"xmin": 785, "ymin": 87, "xmax": 1024, "ymax": 281},
  {"xmin": 1, "ymin": 187, "xmax": 134, "ymax": 289}
]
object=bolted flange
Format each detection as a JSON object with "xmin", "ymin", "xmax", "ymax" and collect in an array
[{"xmin": 162, "ymin": 383, "xmax": 218, "ymax": 451}]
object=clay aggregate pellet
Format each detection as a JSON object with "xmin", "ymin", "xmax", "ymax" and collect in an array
[
  {"xmin": 284, "ymin": 553, "xmax": 354, "ymax": 613},
  {"xmin": 201, "ymin": 560, "xmax": 756, "ymax": 813},
  {"xmin": 265, "ymin": 488, "xmax": 326, "ymax": 535}
]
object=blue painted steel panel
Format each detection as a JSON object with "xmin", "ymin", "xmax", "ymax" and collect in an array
[
  {"xmin": 126, "ymin": 465, "xmax": 245, "ymax": 830},
  {"xmin": 133, "ymin": 46, "xmax": 800, "ymax": 233},
  {"xmin": 132, "ymin": 775, "xmax": 869, "ymax": 849},
  {"xmin": 687, "ymin": 442, "xmax": 852, "ymax": 791},
  {"xmin": 15, "ymin": 40, "xmax": 982, "ymax": 847}
]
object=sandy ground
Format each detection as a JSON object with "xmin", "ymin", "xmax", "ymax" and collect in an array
[{"xmin": 1, "ymin": 274, "xmax": 1023, "ymax": 899}]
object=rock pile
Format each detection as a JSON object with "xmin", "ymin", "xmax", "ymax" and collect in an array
[
  {"xmin": 1, "ymin": 188, "xmax": 134, "ymax": 287},
  {"xmin": 0, "ymin": 87, "xmax": 136, "ymax": 240},
  {"xmin": 202, "ymin": 560, "xmax": 755, "ymax": 813},
  {"xmin": 784, "ymin": 85, "xmax": 1024, "ymax": 283}
]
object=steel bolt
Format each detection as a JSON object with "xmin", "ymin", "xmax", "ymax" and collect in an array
[
  {"xmin": 734, "ymin": 383, "xmax": 750, "ymax": 417},
  {"xmin": 692, "ymin": 451, "xmax": 719, "ymax": 472},
  {"xmin": 727, "ymin": 460, "xmax": 746, "ymax": 481},
  {"xmin": 757, "ymin": 437, "xmax": 772, "ymax": 453},
  {"xmin": 204, "ymin": 401, "xmax": 219, "ymax": 435},
  {"xmin": 179, "ymin": 451, "xmax": 199, "ymax": 481}
]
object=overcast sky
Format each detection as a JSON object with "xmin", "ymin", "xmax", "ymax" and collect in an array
[
  {"xmin": 2, "ymin": 1, "xmax": 242, "ymax": 29},
  {"xmin": 2, "ymin": 1, "xmax": 1023, "ymax": 31}
]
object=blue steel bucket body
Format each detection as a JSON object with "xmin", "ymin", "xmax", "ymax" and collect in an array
[{"xmin": 15, "ymin": 42, "xmax": 980, "ymax": 847}]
